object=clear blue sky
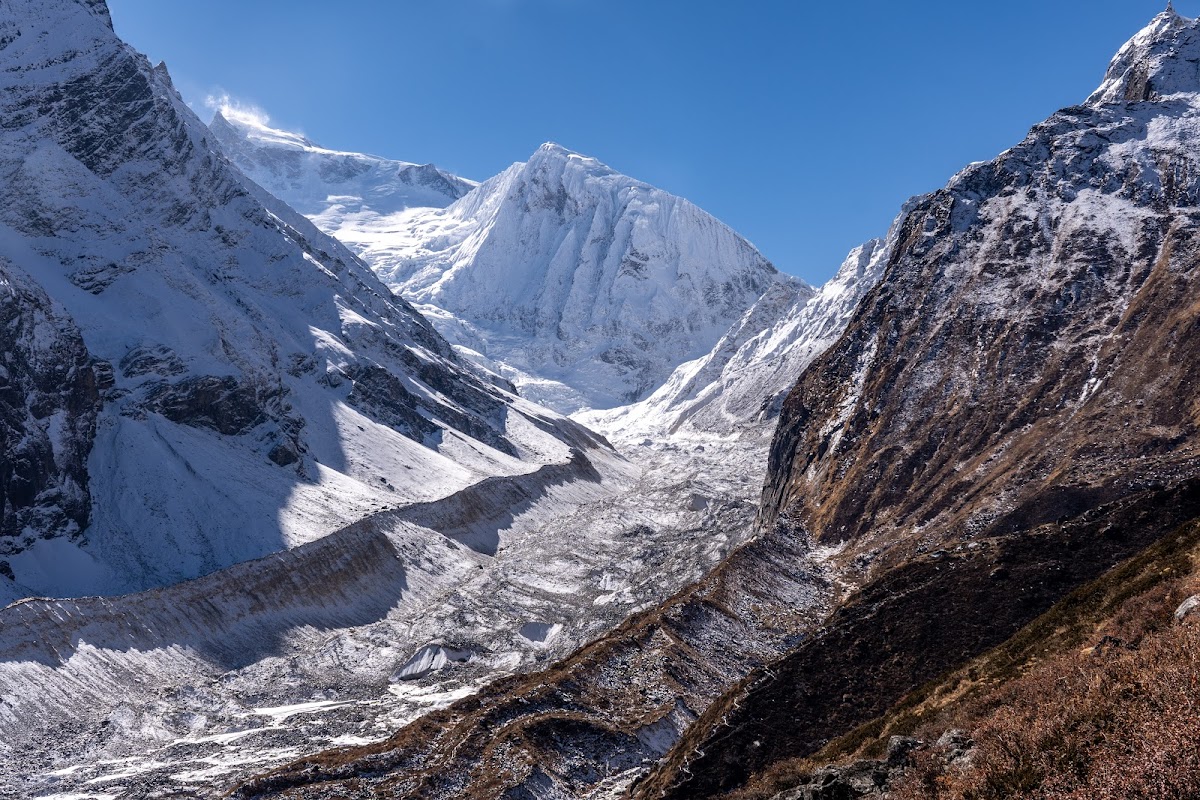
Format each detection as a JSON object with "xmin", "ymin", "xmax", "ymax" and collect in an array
[{"xmin": 108, "ymin": 0, "xmax": 1175, "ymax": 285}]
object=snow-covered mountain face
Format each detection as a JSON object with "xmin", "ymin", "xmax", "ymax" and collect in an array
[
  {"xmin": 380, "ymin": 143, "xmax": 790, "ymax": 412},
  {"xmin": 0, "ymin": 0, "xmax": 589, "ymax": 604},
  {"xmin": 761, "ymin": 7, "xmax": 1200, "ymax": 558},
  {"xmin": 212, "ymin": 119, "xmax": 789, "ymax": 413},
  {"xmin": 1088, "ymin": 7, "xmax": 1197, "ymax": 104},
  {"xmin": 208, "ymin": 107, "xmax": 475, "ymax": 222},
  {"xmin": 581, "ymin": 227, "xmax": 909, "ymax": 446}
]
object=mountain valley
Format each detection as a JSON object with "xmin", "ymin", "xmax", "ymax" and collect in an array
[{"xmin": 3, "ymin": 3, "xmax": 1200, "ymax": 800}]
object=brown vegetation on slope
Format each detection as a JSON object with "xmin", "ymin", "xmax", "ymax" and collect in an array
[
  {"xmin": 891, "ymin": 517, "xmax": 1200, "ymax": 800},
  {"xmin": 635, "ymin": 483, "xmax": 1200, "ymax": 800},
  {"xmin": 643, "ymin": 100, "xmax": 1200, "ymax": 798},
  {"xmin": 893, "ymin": 617, "xmax": 1200, "ymax": 800},
  {"xmin": 717, "ymin": 518, "xmax": 1200, "ymax": 800}
]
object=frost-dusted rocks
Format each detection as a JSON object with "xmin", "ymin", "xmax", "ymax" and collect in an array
[{"xmin": 1175, "ymin": 595, "xmax": 1200, "ymax": 623}]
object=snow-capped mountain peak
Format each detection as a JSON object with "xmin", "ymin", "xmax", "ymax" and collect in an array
[
  {"xmin": 373, "ymin": 143, "xmax": 785, "ymax": 412},
  {"xmin": 1088, "ymin": 7, "xmax": 1199, "ymax": 105},
  {"xmin": 211, "ymin": 117, "xmax": 788, "ymax": 413},
  {"xmin": 526, "ymin": 140, "xmax": 616, "ymax": 175},
  {"xmin": 209, "ymin": 108, "xmax": 317, "ymax": 152},
  {"xmin": 0, "ymin": 0, "xmax": 591, "ymax": 603}
]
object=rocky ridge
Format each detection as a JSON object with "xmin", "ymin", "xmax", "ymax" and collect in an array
[{"xmin": 208, "ymin": 108, "xmax": 475, "ymax": 219}]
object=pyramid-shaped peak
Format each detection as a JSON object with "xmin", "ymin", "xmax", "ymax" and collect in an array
[
  {"xmin": 1088, "ymin": 8, "xmax": 1200, "ymax": 105},
  {"xmin": 536, "ymin": 141, "xmax": 574, "ymax": 156},
  {"xmin": 529, "ymin": 141, "xmax": 594, "ymax": 165}
]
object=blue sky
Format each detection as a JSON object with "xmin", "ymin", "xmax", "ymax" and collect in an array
[{"xmin": 109, "ymin": 0, "xmax": 1174, "ymax": 285}]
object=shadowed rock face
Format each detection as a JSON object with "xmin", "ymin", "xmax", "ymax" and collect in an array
[{"xmin": 0, "ymin": 261, "xmax": 101, "ymax": 555}]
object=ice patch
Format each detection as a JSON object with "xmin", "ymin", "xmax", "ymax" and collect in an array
[
  {"xmin": 392, "ymin": 644, "xmax": 475, "ymax": 681},
  {"xmin": 252, "ymin": 700, "xmax": 356, "ymax": 725},
  {"xmin": 518, "ymin": 621, "xmax": 562, "ymax": 645}
]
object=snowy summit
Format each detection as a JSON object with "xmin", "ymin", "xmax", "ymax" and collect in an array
[{"xmin": 1089, "ymin": 6, "xmax": 1200, "ymax": 104}]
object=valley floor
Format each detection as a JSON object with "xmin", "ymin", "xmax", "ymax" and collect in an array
[{"xmin": 1, "ymin": 430, "xmax": 774, "ymax": 799}]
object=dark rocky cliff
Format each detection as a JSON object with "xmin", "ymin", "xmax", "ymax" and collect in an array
[{"xmin": 0, "ymin": 260, "xmax": 101, "ymax": 562}]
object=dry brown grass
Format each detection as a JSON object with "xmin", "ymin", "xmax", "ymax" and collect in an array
[
  {"xmin": 891, "ymin": 593, "xmax": 1200, "ymax": 799},
  {"xmin": 718, "ymin": 521, "xmax": 1200, "ymax": 800}
]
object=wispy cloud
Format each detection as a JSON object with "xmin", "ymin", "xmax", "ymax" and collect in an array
[{"xmin": 203, "ymin": 90, "xmax": 273, "ymax": 130}]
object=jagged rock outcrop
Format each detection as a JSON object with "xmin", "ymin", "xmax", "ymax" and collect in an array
[
  {"xmin": 768, "ymin": 736, "xmax": 934, "ymax": 800},
  {"xmin": 1088, "ymin": 8, "xmax": 1194, "ymax": 104},
  {"xmin": 0, "ymin": 260, "xmax": 101, "ymax": 556}
]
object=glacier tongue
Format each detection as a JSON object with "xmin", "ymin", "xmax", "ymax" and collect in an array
[{"xmin": 210, "ymin": 122, "xmax": 788, "ymax": 413}]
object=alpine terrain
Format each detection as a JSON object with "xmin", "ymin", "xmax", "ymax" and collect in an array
[
  {"xmin": 216, "ymin": 8, "xmax": 1200, "ymax": 800},
  {"xmin": 6, "ymin": 2, "xmax": 1200, "ymax": 800}
]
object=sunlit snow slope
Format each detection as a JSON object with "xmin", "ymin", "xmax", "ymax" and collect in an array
[
  {"xmin": 580, "ymin": 206, "xmax": 919, "ymax": 447},
  {"xmin": 209, "ymin": 107, "xmax": 475, "ymax": 221}
]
